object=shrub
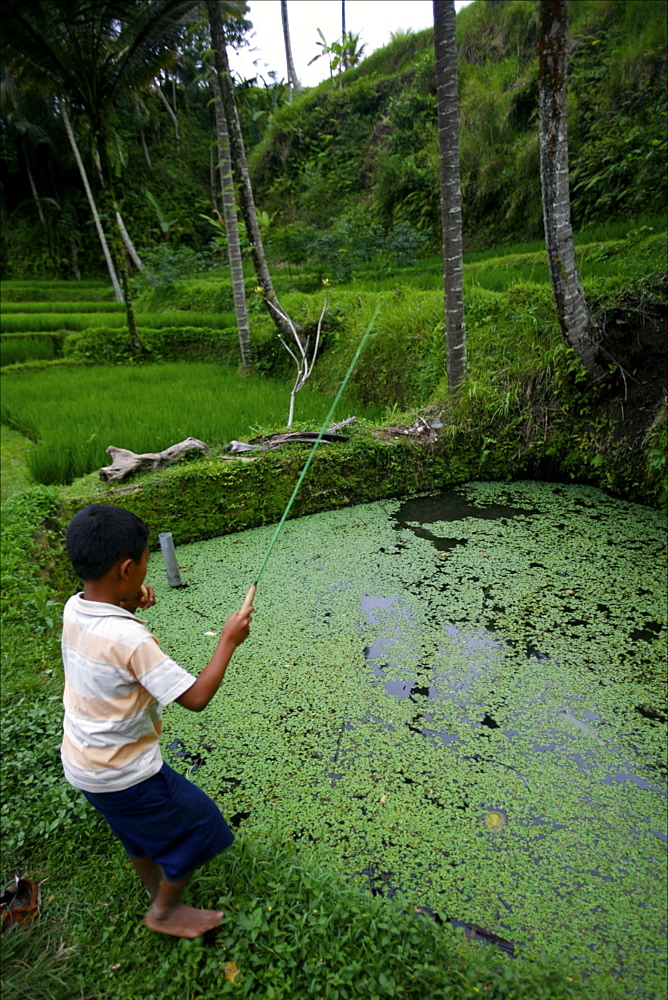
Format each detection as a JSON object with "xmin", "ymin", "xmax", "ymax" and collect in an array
[{"xmin": 63, "ymin": 325, "xmax": 241, "ymax": 365}]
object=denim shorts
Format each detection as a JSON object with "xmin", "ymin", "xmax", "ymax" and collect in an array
[{"xmin": 82, "ymin": 762, "xmax": 234, "ymax": 882}]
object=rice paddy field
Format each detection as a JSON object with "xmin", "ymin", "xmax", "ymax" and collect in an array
[
  {"xmin": 0, "ymin": 362, "xmax": 381, "ymax": 485},
  {"xmin": 0, "ymin": 309, "xmax": 235, "ymax": 333},
  {"xmin": 0, "ymin": 277, "xmax": 383, "ymax": 484}
]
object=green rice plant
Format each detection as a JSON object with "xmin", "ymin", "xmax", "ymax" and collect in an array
[
  {"xmin": 0, "ymin": 280, "xmax": 113, "ymax": 303},
  {"xmin": 0, "ymin": 404, "xmax": 41, "ymax": 442},
  {"xmin": 464, "ymin": 262, "xmax": 552, "ymax": 291},
  {"xmin": 1, "ymin": 362, "xmax": 381, "ymax": 485},
  {"xmin": 0, "ymin": 300, "xmax": 126, "ymax": 314},
  {"xmin": 0, "ymin": 336, "xmax": 55, "ymax": 367},
  {"xmin": 0, "ymin": 311, "xmax": 236, "ymax": 334}
]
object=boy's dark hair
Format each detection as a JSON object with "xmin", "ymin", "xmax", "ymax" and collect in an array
[{"xmin": 66, "ymin": 505, "xmax": 149, "ymax": 581}]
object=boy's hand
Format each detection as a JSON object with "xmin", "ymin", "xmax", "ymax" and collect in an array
[
  {"xmin": 121, "ymin": 584, "xmax": 156, "ymax": 615},
  {"xmin": 220, "ymin": 606, "xmax": 253, "ymax": 647},
  {"xmin": 177, "ymin": 605, "xmax": 254, "ymax": 712}
]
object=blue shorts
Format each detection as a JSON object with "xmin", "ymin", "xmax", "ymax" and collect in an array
[{"xmin": 82, "ymin": 762, "xmax": 234, "ymax": 882}]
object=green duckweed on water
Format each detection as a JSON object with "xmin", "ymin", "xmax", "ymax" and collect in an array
[{"xmin": 146, "ymin": 481, "xmax": 667, "ymax": 998}]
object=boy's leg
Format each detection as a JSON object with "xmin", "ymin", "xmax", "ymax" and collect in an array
[
  {"xmin": 130, "ymin": 857, "xmax": 162, "ymax": 898},
  {"xmin": 144, "ymin": 875, "xmax": 224, "ymax": 938}
]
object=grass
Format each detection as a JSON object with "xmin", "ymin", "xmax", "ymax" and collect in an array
[
  {"xmin": 0, "ymin": 426, "xmax": 34, "ymax": 500},
  {"xmin": 0, "ymin": 310, "xmax": 236, "ymax": 333},
  {"xmin": 0, "ymin": 300, "xmax": 126, "ymax": 314},
  {"xmin": 1, "ymin": 336, "xmax": 56, "ymax": 367},
  {"xmin": 0, "ymin": 362, "xmax": 382, "ymax": 485},
  {"xmin": 0, "ymin": 279, "xmax": 113, "ymax": 302}
]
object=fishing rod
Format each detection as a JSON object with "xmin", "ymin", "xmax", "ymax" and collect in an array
[{"xmin": 240, "ymin": 306, "xmax": 380, "ymax": 612}]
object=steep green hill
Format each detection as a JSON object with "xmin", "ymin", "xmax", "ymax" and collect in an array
[
  {"xmin": 1, "ymin": 0, "xmax": 665, "ymax": 278},
  {"xmin": 251, "ymin": 0, "xmax": 667, "ymax": 248}
]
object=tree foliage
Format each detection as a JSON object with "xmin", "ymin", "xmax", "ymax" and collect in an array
[{"xmin": 1, "ymin": 0, "xmax": 665, "ymax": 279}]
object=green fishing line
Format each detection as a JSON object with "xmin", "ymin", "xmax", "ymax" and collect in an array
[{"xmin": 253, "ymin": 306, "xmax": 380, "ymax": 587}]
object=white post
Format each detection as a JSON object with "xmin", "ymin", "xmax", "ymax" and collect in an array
[{"xmin": 159, "ymin": 532, "xmax": 183, "ymax": 587}]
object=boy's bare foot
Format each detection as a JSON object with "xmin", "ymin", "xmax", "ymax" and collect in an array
[{"xmin": 144, "ymin": 902, "xmax": 224, "ymax": 938}]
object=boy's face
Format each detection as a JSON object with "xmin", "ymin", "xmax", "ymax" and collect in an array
[{"xmin": 124, "ymin": 545, "xmax": 150, "ymax": 598}]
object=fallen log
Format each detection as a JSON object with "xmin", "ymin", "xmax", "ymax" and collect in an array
[
  {"xmin": 99, "ymin": 437, "xmax": 210, "ymax": 482},
  {"xmin": 228, "ymin": 416, "xmax": 356, "ymax": 454}
]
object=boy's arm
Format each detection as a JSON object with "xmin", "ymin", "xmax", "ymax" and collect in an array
[{"xmin": 176, "ymin": 607, "xmax": 253, "ymax": 712}]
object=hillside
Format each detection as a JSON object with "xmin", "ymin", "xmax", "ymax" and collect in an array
[
  {"xmin": 250, "ymin": 0, "xmax": 667, "ymax": 249},
  {"xmin": 1, "ymin": 0, "xmax": 665, "ymax": 278}
]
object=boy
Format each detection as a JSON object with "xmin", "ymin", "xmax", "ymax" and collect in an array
[{"xmin": 61, "ymin": 504, "xmax": 253, "ymax": 938}]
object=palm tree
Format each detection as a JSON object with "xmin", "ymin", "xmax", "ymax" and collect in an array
[
  {"xmin": 60, "ymin": 100, "xmax": 123, "ymax": 299},
  {"xmin": 206, "ymin": 1, "xmax": 301, "ymax": 343},
  {"xmin": 211, "ymin": 73, "xmax": 251, "ymax": 369},
  {"xmin": 539, "ymin": 0, "xmax": 597, "ymax": 372},
  {"xmin": 2, "ymin": 1, "xmax": 244, "ymax": 344},
  {"xmin": 280, "ymin": 1, "xmax": 302, "ymax": 102},
  {"xmin": 433, "ymin": 0, "xmax": 466, "ymax": 391}
]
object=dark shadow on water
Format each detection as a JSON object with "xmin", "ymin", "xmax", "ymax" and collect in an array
[{"xmin": 394, "ymin": 490, "xmax": 537, "ymax": 526}]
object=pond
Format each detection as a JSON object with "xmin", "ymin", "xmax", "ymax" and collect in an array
[{"xmin": 148, "ymin": 480, "xmax": 666, "ymax": 996}]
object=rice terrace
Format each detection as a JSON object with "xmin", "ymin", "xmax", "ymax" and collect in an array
[{"xmin": 1, "ymin": 1, "xmax": 666, "ymax": 999}]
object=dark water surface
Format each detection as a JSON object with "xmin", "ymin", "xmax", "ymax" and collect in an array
[{"xmin": 149, "ymin": 481, "xmax": 667, "ymax": 997}]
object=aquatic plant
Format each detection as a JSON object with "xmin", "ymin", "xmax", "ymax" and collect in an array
[{"xmin": 147, "ymin": 481, "xmax": 667, "ymax": 998}]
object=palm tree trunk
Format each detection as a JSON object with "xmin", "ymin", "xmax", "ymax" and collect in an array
[
  {"xmin": 22, "ymin": 140, "xmax": 45, "ymax": 224},
  {"xmin": 539, "ymin": 0, "xmax": 597, "ymax": 371},
  {"xmin": 155, "ymin": 83, "xmax": 179, "ymax": 141},
  {"xmin": 212, "ymin": 76, "xmax": 252, "ymax": 370},
  {"xmin": 281, "ymin": 1, "xmax": 302, "ymax": 102},
  {"xmin": 433, "ymin": 0, "xmax": 466, "ymax": 391},
  {"xmin": 206, "ymin": 0, "xmax": 301, "ymax": 343},
  {"xmin": 140, "ymin": 127, "xmax": 153, "ymax": 168},
  {"xmin": 94, "ymin": 138, "xmax": 143, "ymax": 351},
  {"xmin": 60, "ymin": 101, "xmax": 123, "ymax": 302},
  {"xmin": 115, "ymin": 211, "xmax": 146, "ymax": 272}
]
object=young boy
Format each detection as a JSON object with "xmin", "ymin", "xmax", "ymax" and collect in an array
[{"xmin": 61, "ymin": 504, "xmax": 253, "ymax": 939}]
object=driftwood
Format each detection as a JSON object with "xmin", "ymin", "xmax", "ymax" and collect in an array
[
  {"xmin": 99, "ymin": 438, "xmax": 210, "ymax": 482},
  {"xmin": 227, "ymin": 416, "xmax": 355, "ymax": 454}
]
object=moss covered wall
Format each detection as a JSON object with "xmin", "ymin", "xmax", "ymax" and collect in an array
[{"xmin": 58, "ymin": 436, "xmax": 458, "ymax": 548}]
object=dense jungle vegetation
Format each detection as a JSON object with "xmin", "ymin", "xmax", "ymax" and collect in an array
[
  {"xmin": 1, "ymin": 2, "xmax": 667, "ymax": 999},
  {"xmin": 2, "ymin": 0, "xmax": 666, "ymax": 276}
]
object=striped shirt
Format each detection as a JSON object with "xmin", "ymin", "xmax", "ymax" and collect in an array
[{"xmin": 61, "ymin": 594, "xmax": 195, "ymax": 792}]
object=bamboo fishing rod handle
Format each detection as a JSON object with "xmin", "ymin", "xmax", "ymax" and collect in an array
[{"xmin": 240, "ymin": 583, "xmax": 256, "ymax": 613}]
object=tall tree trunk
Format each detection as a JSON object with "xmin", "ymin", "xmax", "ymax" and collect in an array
[
  {"xmin": 22, "ymin": 140, "xmax": 45, "ymax": 223},
  {"xmin": 342, "ymin": 1, "xmax": 348, "ymax": 70},
  {"xmin": 140, "ymin": 127, "xmax": 153, "ymax": 168},
  {"xmin": 207, "ymin": 1, "xmax": 301, "ymax": 342},
  {"xmin": 94, "ymin": 138, "xmax": 143, "ymax": 351},
  {"xmin": 209, "ymin": 129, "xmax": 218, "ymax": 211},
  {"xmin": 539, "ymin": 0, "xmax": 597, "ymax": 371},
  {"xmin": 61, "ymin": 101, "xmax": 123, "ymax": 302},
  {"xmin": 115, "ymin": 211, "xmax": 146, "ymax": 272},
  {"xmin": 155, "ymin": 83, "xmax": 179, "ymax": 141},
  {"xmin": 212, "ymin": 76, "xmax": 252, "ymax": 370},
  {"xmin": 433, "ymin": 0, "xmax": 466, "ymax": 392},
  {"xmin": 281, "ymin": 0, "xmax": 302, "ymax": 102}
]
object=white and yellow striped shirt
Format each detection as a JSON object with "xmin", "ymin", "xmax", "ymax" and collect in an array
[{"xmin": 61, "ymin": 594, "xmax": 195, "ymax": 792}]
